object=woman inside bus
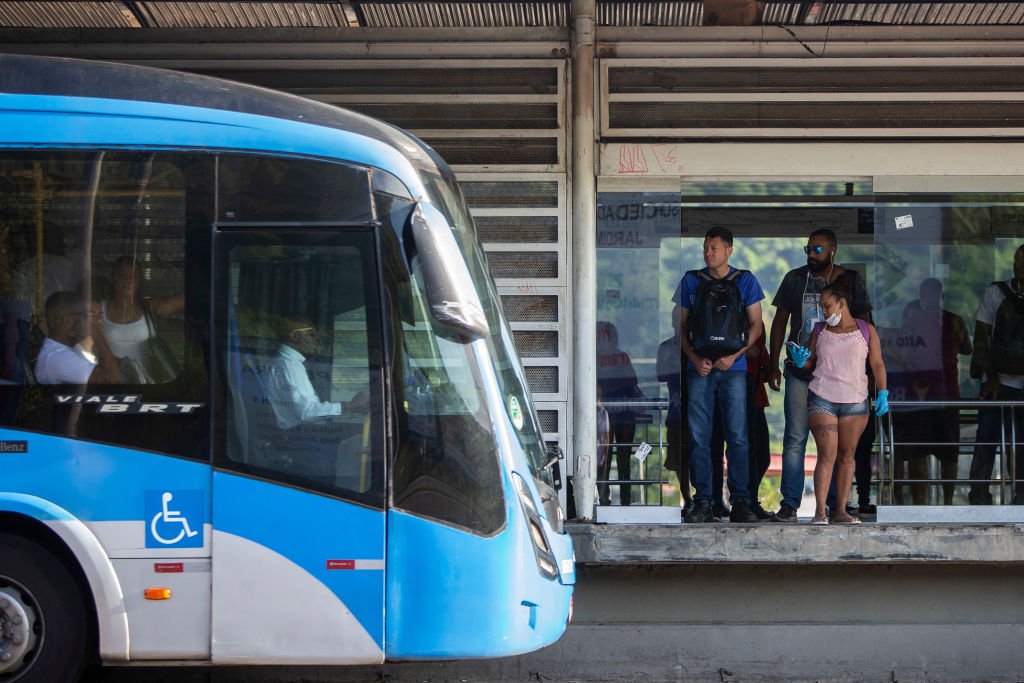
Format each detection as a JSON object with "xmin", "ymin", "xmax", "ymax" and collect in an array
[
  {"xmin": 101, "ymin": 255, "xmax": 184, "ymax": 383},
  {"xmin": 790, "ymin": 283, "xmax": 888, "ymax": 525}
]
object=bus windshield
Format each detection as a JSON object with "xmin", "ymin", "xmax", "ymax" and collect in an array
[{"xmin": 420, "ymin": 171, "xmax": 553, "ymax": 487}]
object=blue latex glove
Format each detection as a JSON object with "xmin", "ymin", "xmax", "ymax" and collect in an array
[
  {"xmin": 874, "ymin": 389, "xmax": 890, "ymax": 416},
  {"xmin": 788, "ymin": 342, "xmax": 811, "ymax": 368}
]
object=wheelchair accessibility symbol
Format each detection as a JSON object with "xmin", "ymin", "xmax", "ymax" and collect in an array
[{"xmin": 145, "ymin": 490, "xmax": 203, "ymax": 548}]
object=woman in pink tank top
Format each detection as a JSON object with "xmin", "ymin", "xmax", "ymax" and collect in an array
[{"xmin": 791, "ymin": 283, "xmax": 888, "ymax": 525}]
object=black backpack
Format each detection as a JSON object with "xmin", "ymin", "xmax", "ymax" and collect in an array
[
  {"xmin": 687, "ymin": 269, "xmax": 748, "ymax": 360},
  {"xmin": 991, "ymin": 282, "xmax": 1024, "ymax": 375}
]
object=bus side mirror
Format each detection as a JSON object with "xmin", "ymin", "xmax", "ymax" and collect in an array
[{"xmin": 409, "ymin": 202, "xmax": 490, "ymax": 341}]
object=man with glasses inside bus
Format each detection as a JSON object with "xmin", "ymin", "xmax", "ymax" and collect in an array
[
  {"xmin": 264, "ymin": 315, "xmax": 367, "ymax": 430},
  {"xmin": 768, "ymin": 229, "xmax": 872, "ymax": 521},
  {"xmin": 35, "ymin": 290, "xmax": 122, "ymax": 385}
]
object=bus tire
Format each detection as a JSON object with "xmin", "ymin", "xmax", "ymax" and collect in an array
[{"xmin": 0, "ymin": 533, "xmax": 89, "ymax": 683}]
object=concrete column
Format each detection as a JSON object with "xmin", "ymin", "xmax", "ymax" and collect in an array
[{"xmin": 570, "ymin": 0, "xmax": 597, "ymax": 520}]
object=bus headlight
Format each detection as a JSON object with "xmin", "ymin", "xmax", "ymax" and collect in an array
[{"xmin": 512, "ymin": 473, "xmax": 559, "ymax": 581}]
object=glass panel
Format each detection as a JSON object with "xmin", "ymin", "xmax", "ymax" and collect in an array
[
  {"xmin": 596, "ymin": 191, "xmax": 682, "ymax": 507},
  {"xmin": 0, "ymin": 151, "xmax": 210, "ymax": 460},
  {"xmin": 381, "ymin": 214, "xmax": 506, "ymax": 534},
  {"xmin": 596, "ymin": 179, "xmax": 1024, "ymax": 514},
  {"xmin": 874, "ymin": 191, "xmax": 1024, "ymax": 506},
  {"xmin": 222, "ymin": 234, "xmax": 383, "ymax": 505},
  {"xmin": 218, "ymin": 155, "xmax": 372, "ymax": 224},
  {"xmin": 596, "ymin": 182, "xmax": 874, "ymax": 514},
  {"xmin": 419, "ymin": 171, "xmax": 551, "ymax": 488}
]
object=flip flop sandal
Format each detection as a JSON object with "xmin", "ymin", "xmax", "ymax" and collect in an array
[{"xmin": 811, "ymin": 516, "xmax": 829, "ymax": 525}]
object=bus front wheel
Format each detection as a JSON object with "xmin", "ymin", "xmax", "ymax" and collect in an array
[{"xmin": 0, "ymin": 533, "xmax": 88, "ymax": 683}]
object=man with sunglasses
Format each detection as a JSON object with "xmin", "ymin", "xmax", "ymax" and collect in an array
[{"xmin": 768, "ymin": 229, "xmax": 872, "ymax": 521}]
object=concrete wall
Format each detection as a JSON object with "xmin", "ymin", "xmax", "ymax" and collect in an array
[
  {"xmin": 552, "ymin": 563, "xmax": 1024, "ymax": 681},
  {"xmin": 92, "ymin": 561, "xmax": 1024, "ymax": 682}
]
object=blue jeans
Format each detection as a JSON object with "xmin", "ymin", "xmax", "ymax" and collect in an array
[
  {"xmin": 687, "ymin": 368, "xmax": 750, "ymax": 504},
  {"xmin": 780, "ymin": 371, "xmax": 810, "ymax": 510},
  {"xmin": 969, "ymin": 384, "xmax": 1024, "ymax": 504}
]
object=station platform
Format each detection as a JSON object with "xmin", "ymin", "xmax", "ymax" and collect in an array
[{"xmin": 567, "ymin": 520, "xmax": 1024, "ymax": 564}]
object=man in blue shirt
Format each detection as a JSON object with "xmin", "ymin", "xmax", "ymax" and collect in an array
[{"xmin": 673, "ymin": 227, "xmax": 765, "ymax": 523}]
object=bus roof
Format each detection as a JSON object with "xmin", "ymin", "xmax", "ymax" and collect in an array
[{"xmin": 0, "ymin": 53, "xmax": 445, "ymax": 174}]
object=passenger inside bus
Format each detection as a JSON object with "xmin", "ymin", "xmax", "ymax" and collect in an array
[
  {"xmin": 35, "ymin": 290, "xmax": 122, "ymax": 385},
  {"xmin": 264, "ymin": 315, "xmax": 368, "ymax": 430},
  {"xmin": 100, "ymin": 255, "xmax": 184, "ymax": 384}
]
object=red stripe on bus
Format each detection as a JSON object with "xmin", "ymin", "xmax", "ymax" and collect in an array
[{"xmin": 326, "ymin": 560, "xmax": 355, "ymax": 570}]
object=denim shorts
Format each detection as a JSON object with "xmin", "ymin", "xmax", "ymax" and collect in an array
[{"xmin": 807, "ymin": 391, "xmax": 870, "ymax": 418}]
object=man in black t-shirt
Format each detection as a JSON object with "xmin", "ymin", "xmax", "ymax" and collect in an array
[{"xmin": 767, "ymin": 229, "xmax": 872, "ymax": 521}]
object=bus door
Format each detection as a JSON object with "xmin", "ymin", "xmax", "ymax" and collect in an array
[{"xmin": 211, "ymin": 226, "xmax": 387, "ymax": 664}]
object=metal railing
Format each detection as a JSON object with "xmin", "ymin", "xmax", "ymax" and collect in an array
[
  {"xmin": 877, "ymin": 399, "xmax": 1024, "ymax": 506},
  {"xmin": 595, "ymin": 397, "xmax": 1024, "ymax": 509},
  {"xmin": 596, "ymin": 398, "xmax": 670, "ymax": 505}
]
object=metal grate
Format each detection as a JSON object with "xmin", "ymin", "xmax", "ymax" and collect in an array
[
  {"xmin": 524, "ymin": 366, "xmax": 559, "ymax": 393},
  {"xmin": 356, "ymin": 1, "xmax": 568, "ymax": 27},
  {"xmin": 423, "ymin": 137, "xmax": 558, "ymax": 166},
  {"xmin": 608, "ymin": 66, "xmax": 1024, "ymax": 94},
  {"xmin": 331, "ymin": 366, "xmax": 371, "ymax": 386},
  {"xmin": 135, "ymin": 2, "xmax": 352, "ymax": 28},
  {"xmin": 339, "ymin": 102, "xmax": 558, "ymax": 130},
  {"xmin": 196, "ymin": 66, "xmax": 559, "ymax": 95},
  {"xmin": 512, "ymin": 330, "xmax": 559, "ymax": 358},
  {"xmin": 475, "ymin": 215, "xmax": 558, "ymax": 243},
  {"xmin": 598, "ymin": 1, "xmax": 702, "ymax": 26},
  {"xmin": 0, "ymin": 1, "xmax": 133, "ymax": 27},
  {"xmin": 537, "ymin": 409, "xmax": 559, "ymax": 433},
  {"xmin": 609, "ymin": 101, "xmax": 1024, "ymax": 129},
  {"xmin": 500, "ymin": 294, "xmax": 559, "ymax": 322},
  {"xmin": 461, "ymin": 180, "xmax": 559, "ymax": 208},
  {"xmin": 486, "ymin": 251, "xmax": 558, "ymax": 279}
]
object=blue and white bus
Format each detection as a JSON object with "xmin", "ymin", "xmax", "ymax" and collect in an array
[{"xmin": 0, "ymin": 54, "xmax": 573, "ymax": 681}]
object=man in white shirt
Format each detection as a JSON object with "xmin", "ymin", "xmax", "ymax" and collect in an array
[
  {"xmin": 263, "ymin": 316, "xmax": 366, "ymax": 430},
  {"xmin": 969, "ymin": 244, "xmax": 1024, "ymax": 504},
  {"xmin": 35, "ymin": 291, "xmax": 122, "ymax": 385}
]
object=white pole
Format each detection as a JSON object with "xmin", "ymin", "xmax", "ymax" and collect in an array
[{"xmin": 571, "ymin": 0, "xmax": 597, "ymax": 521}]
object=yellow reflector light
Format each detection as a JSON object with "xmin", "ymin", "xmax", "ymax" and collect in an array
[{"xmin": 144, "ymin": 588, "xmax": 171, "ymax": 600}]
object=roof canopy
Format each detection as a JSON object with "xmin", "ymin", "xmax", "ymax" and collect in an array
[{"xmin": 1, "ymin": 1, "xmax": 1023, "ymax": 29}]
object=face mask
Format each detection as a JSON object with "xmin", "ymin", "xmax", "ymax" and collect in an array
[{"xmin": 826, "ymin": 310, "xmax": 842, "ymax": 326}]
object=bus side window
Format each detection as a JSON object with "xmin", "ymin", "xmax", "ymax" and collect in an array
[{"xmin": 0, "ymin": 151, "xmax": 211, "ymax": 460}]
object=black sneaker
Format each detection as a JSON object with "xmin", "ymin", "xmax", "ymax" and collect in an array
[
  {"xmin": 712, "ymin": 502, "xmax": 731, "ymax": 521},
  {"xmin": 857, "ymin": 503, "xmax": 877, "ymax": 519},
  {"xmin": 684, "ymin": 499, "xmax": 714, "ymax": 523},
  {"xmin": 729, "ymin": 500, "xmax": 759, "ymax": 523},
  {"xmin": 771, "ymin": 503, "xmax": 798, "ymax": 523},
  {"xmin": 969, "ymin": 490, "xmax": 993, "ymax": 505},
  {"xmin": 680, "ymin": 500, "xmax": 695, "ymax": 522},
  {"xmin": 751, "ymin": 501, "xmax": 773, "ymax": 521}
]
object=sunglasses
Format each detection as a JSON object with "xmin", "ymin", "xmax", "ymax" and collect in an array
[{"xmin": 804, "ymin": 245, "xmax": 826, "ymax": 254}]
